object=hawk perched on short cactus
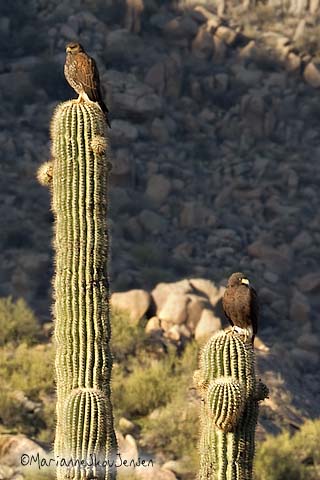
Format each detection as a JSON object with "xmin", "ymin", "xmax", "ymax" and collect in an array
[
  {"xmin": 64, "ymin": 42, "xmax": 111, "ymax": 128},
  {"xmin": 222, "ymin": 272, "xmax": 259, "ymax": 345}
]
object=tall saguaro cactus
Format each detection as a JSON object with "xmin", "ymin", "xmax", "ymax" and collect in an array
[
  {"xmin": 40, "ymin": 100, "xmax": 117, "ymax": 479},
  {"xmin": 194, "ymin": 331, "xmax": 268, "ymax": 480}
]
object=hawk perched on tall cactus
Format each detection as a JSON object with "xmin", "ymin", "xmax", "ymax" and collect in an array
[
  {"xmin": 64, "ymin": 42, "xmax": 111, "ymax": 128},
  {"xmin": 222, "ymin": 272, "xmax": 259, "ymax": 345}
]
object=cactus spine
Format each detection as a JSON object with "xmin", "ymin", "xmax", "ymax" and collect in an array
[
  {"xmin": 49, "ymin": 100, "xmax": 116, "ymax": 479},
  {"xmin": 194, "ymin": 331, "xmax": 268, "ymax": 480}
]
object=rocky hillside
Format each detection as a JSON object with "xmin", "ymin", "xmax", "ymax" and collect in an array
[{"xmin": 1, "ymin": 0, "xmax": 320, "ymax": 398}]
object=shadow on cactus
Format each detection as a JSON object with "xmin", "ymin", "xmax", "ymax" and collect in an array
[{"xmin": 194, "ymin": 331, "xmax": 268, "ymax": 480}]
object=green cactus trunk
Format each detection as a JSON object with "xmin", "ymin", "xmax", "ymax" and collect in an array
[
  {"xmin": 50, "ymin": 100, "xmax": 117, "ymax": 479},
  {"xmin": 194, "ymin": 331, "xmax": 268, "ymax": 480}
]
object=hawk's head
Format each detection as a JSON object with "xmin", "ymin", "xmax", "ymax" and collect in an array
[
  {"xmin": 227, "ymin": 272, "xmax": 250, "ymax": 288},
  {"xmin": 66, "ymin": 42, "xmax": 84, "ymax": 54}
]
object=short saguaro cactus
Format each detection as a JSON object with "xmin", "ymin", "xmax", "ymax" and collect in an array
[
  {"xmin": 40, "ymin": 100, "xmax": 117, "ymax": 479},
  {"xmin": 194, "ymin": 331, "xmax": 268, "ymax": 480}
]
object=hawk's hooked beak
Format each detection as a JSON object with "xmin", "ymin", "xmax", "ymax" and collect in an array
[
  {"xmin": 241, "ymin": 278, "xmax": 250, "ymax": 286},
  {"xmin": 66, "ymin": 46, "xmax": 72, "ymax": 53}
]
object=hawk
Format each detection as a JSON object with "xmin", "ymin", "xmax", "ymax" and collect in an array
[
  {"xmin": 222, "ymin": 272, "xmax": 259, "ymax": 345},
  {"xmin": 64, "ymin": 42, "xmax": 111, "ymax": 128}
]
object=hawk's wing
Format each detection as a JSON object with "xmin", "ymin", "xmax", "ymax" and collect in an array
[
  {"xmin": 75, "ymin": 52, "xmax": 108, "ymax": 112},
  {"xmin": 222, "ymin": 289, "xmax": 234, "ymax": 327}
]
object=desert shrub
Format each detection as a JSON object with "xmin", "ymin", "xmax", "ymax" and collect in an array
[
  {"xmin": 0, "ymin": 343, "xmax": 54, "ymax": 395},
  {"xmin": 37, "ymin": 399, "xmax": 56, "ymax": 444},
  {"xmin": 111, "ymin": 308, "xmax": 147, "ymax": 362},
  {"xmin": 0, "ymin": 343, "xmax": 54, "ymax": 436},
  {"xmin": 113, "ymin": 339, "xmax": 199, "ymax": 420},
  {"xmin": 255, "ymin": 420, "xmax": 320, "ymax": 480},
  {"xmin": 112, "ymin": 353, "xmax": 176, "ymax": 418},
  {"xmin": 141, "ymin": 395, "xmax": 199, "ymax": 469},
  {"xmin": 0, "ymin": 297, "xmax": 39, "ymax": 346},
  {"xmin": 139, "ymin": 341, "xmax": 199, "ymax": 466}
]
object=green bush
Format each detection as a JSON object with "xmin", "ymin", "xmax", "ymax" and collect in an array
[
  {"xmin": 111, "ymin": 308, "xmax": 147, "ymax": 362},
  {"xmin": 0, "ymin": 343, "xmax": 54, "ymax": 436},
  {"xmin": 112, "ymin": 353, "xmax": 176, "ymax": 418},
  {"xmin": 112, "ymin": 340, "xmax": 199, "ymax": 420},
  {"xmin": 0, "ymin": 297, "xmax": 39, "ymax": 346},
  {"xmin": 141, "ymin": 395, "xmax": 199, "ymax": 470},
  {"xmin": 139, "ymin": 341, "xmax": 199, "ymax": 470},
  {"xmin": 255, "ymin": 420, "xmax": 320, "ymax": 480}
]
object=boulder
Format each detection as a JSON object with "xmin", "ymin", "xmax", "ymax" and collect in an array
[
  {"xmin": 146, "ymin": 174, "xmax": 171, "ymax": 205},
  {"xmin": 116, "ymin": 431, "xmax": 139, "ymax": 471},
  {"xmin": 138, "ymin": 210, "xmax": 168, "ymax": 234},
  {"xmin": 110, "ymin": 120, "xmax": 138, "ymax": 145},
  {"xmin": 112, "ymin": 148, "xmax": 132, "ymax": 177},
  {"xmin": 0, "ymin": 465, "xmax": 16, "ymax": 479},
  {"xmin": 107, "ymin": 70, "xmax": 163, "ymax": 119},
  {"xmin": 212, "ymin": 35, "xmax": 227, "ymax": 61},
  {"xmin": 180, "ymin": 202, "xmax": 214, "ymax": 228},
  {"xmin": 145, "ymin": 61, "xmax": 165, "ymax": 94},
  {"xmin": 248, "ymin": 241, "xmax": 290, "ymax": 271},
  {"xmin": 0, "ymin": 435, "xmax": 46, "ymax": 467},
  {"xmin": 191, "ymin": 26, "xmax": 214, "ymax": 60},
  {"xmin": 164, "ymin": 324, "xmax": 182, "ymax": 341},
  {"xmin": 158, "ymin": 292, "xmax": 189, "ymax": 325},
  {"xmin": 186, "ymin": 294, "xmax": 208, "ymax": 331},
  {"xmin": 195, "ymin": 308, "xmax": 222, "ymax": 342},
  {"xmin": 145, "ymin": 55, "xmax": 182, "ymax": 98},
  {"xmin": 193, "ymin": 7, "xmax": 221, "ymax": 28},
  {"xmin": 289, "ymin": 289, "xmax": 310, "ymax": 325},
  {"xmin": 118, "ymin": 417, "xmax": 139, "ymax": 436},
  {"xmin": 215, "ymin": 25, "xmax": 238, "ymax": 46},
  {"xmin": 173, "ymin": 242, "xmax": 194, "ymax": 260},
  {"xmin": 298, "ymin": 272, "xmax": 320, "ymax": 293},
  {"xmin": 189, "ymin": 278, "xmax": 224, "ymax": 306},
  {"xmin": 111, "ymin": 289, "xmax": 151, "ymax": 325},
  {"xmin": 125, "ymin": 0, "xmax": 144, "ymax": 34},
  {"xmin": 124, "ymin": 217, "xmax": 143, "ymax": 241},
  {"xmin": 303, "ymin": 62, "xmax": 320, "ymax": 88},
  {"xmin": 145, "ymin": 316, "xmax": 162, "ymax": 334},
  {"xmin": 285, "ymin": 52, "xmax": 301, "ymax": 72},
  {"xmin": 150, "ymin": 118, "xmax": 170, "ymax": 144},
  {"xmin": 162, "ymin": 15, "xmax": 198, "ymax": 40},
  {"xmin": 151, "ymin": 280, "xmax": 193, "ymax": 314}
]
